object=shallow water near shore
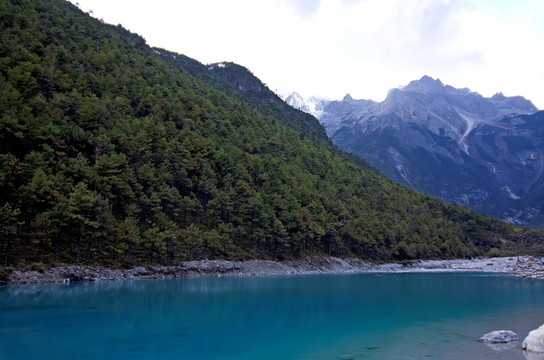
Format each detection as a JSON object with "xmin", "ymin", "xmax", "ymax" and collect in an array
[{"xmin": 1, "ymin": 272, "xmax": 543, "ymax": 360}]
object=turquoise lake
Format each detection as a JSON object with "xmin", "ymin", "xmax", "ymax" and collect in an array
[{"xmin": 1, "ymin": 272, "xmax": 544, "ymax": 360}]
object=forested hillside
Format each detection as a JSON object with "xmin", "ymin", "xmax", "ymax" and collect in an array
[
  {"xmin": 0, "ymin": 0, "xmax": 539, "ymax": 268},
  {"xmin": 155, "ymin": 50, "xmax": 378, "ymax": 172},
  {"xmin": 155, "ymin": 51, "xmax": 329, "ymax": 142}
]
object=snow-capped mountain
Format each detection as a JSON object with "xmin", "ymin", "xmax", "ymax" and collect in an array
[
  {"xmin": 284, "ymin": 92, "xmax": 329, "ymax": 119},
  {"xmin": 288, "ymin": 76, "xmax": 544, "ymax": 226}
]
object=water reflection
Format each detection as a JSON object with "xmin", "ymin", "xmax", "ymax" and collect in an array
[
  {"xmin": 524, "ymin": 350, "xmax": 544, "ymax": 360},
  {"xmin": 0, "ymin": 276, "xmax": 256, "ymax": 298},
  {"xmin": 484, "ymin": 341, "xmax": 518, "ymax": 351}
]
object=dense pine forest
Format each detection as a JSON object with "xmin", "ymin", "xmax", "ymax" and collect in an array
[{"xmin": 0, "ymin": 0, "xmax": 542, "ymax": 269}]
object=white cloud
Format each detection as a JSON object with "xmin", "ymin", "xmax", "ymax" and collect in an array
[{"xmin": 71, "ymin": 0, "xmax": 544, "ymax": 108}]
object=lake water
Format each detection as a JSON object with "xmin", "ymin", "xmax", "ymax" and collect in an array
[{"xmin": 1, "ymin": 272, "xmax": 544, "ymax": 360}]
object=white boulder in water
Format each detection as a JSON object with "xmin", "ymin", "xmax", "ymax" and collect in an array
[{"xmin": 523, "ymin": 325, "xmax": 544, "ymax": 353}]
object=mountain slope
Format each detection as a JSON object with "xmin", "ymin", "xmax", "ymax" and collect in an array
[
  {"xmin": 467, "ymin": 111, "xmax": 544, "ymax": 224},
  {"xmin": 154, "ymin": 50, "xmax": 379, "ymax": 173},
  {"xmin": 155, "ymin": 50, "xmax": 329, "ymax": 142},
  {"xmin": 0, "ymin": 0, "xmax": 538, "ymax": 268},
  {"xmin": 316, "ymin": 76, "xmax": 543, "ymax": 226}
]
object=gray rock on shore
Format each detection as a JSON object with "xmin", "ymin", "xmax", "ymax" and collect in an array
[{"xmin": 3, "ymin": 256, "xmax": 544, "ymax": 285}]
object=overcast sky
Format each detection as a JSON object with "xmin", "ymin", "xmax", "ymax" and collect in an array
[{"xmin": 69, "ymin": 0, "xmax": 544, "ymax": 108}]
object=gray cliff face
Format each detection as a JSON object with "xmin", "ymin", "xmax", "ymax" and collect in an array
[
  {"xmin": 290, "ymin": 76, "xmax": 543, "ymax": 226},
  {"xmin": 320, "ymin": 94, "xmax": 376, "ymax": 136}
]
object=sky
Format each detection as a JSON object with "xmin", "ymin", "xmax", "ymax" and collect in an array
[{"xmin": 69, "ymin": 0, "xmax": 544, "ymax": 108}]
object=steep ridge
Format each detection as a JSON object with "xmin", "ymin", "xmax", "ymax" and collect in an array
[
  {"xmin": 154, "ymin": 50, "xmax": 329, "ymax": 143},
  {"xmin": 0, "ymin": 0, "xmax": 541, "ymax": 269},
  {"xmin": 307, "ymin": 76, "xmax": 542, "ymax": 226}
]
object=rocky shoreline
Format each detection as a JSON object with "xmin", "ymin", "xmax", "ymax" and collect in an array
[{"xmin": 3, "ymin": 255, "xmax": 544, "ymax": 285}]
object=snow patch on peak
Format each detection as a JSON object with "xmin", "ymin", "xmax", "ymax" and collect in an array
[
  {"xmin": 285, "ymin": 92, "xmax": 329, "ymax": 119},
  {"xmin": 285, "ymin": 92, "xmax": 306, "ymax": 110}
]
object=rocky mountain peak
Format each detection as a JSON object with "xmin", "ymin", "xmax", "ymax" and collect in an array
[
  {"xmin": 295, "ymin": 77, "xmax": 543, "ymax": 226},
  {"xmin": 492, "ymin": 92, "xmax": 506, "ymax": 100},
  {"xmin": 285, "ymin": 92, "xmax": 305, "ymax": 107},
  {"xmin": 342, "ymin": 93, "xmax": 354, "ymax": 102},
  {"xmin": 401, "ymin": 75, "xmax": 445, "ymax": 94}
]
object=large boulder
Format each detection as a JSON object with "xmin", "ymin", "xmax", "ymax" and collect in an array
[
  {"xmin": 523, "ymin": 325, "xmax": 544, "ymax": 353},
  {"xmin": 479, "ymin": 330, "xmax": 519, "ymax": 344}
]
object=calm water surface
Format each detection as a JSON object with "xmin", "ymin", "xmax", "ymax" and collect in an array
[{"xmin": 1, "ymin": 272, "xmax": 544, "ymax": 360}]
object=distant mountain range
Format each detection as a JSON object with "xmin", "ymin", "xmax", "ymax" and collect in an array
[{"xmin": 286, "ymin": 76, "xmax": 544, "ymax": 226}]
